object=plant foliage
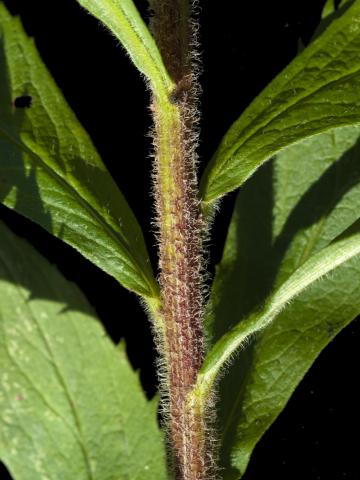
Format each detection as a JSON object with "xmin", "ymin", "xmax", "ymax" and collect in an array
[
  {"xmin": 0, "ymin": 4, "xmax": 158, "ymax": 300},
  {"xmin": 0, "ymin": 0, "xmax": 359, "ymax": 478},
  {"xmin": 0, "ymin": 221, "xmax": 166, "ymax": 479}
]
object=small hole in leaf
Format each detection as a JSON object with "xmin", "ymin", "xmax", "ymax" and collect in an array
[{"xmin": 14, "ymin": 95, "xmax": 32, "ymax": 108}]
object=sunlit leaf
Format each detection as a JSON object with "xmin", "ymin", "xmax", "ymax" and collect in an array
[
  {"xmin": 0, "ymin": 220, "xmax": 167, "ymax": 480},
  {"xmin": 75, "ymin": 0, "xmax": 173, "ymax": 99},
  {"xmin": 204, "ymin": 126, "xmax": 360, "ymax": 478},
  {"xmin": 200, "ymin": 0, "xmax": 360, "ymax": 209},
  {"xmin": 0, "ymin": 4, "xmax": 158, "ymax": 300}
]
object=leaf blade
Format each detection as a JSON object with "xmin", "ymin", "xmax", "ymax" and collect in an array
[
  {"xmin": 75, "ymin": 0, "xmax": 173, "ymax": 98},
  {"xmin": 0, "ymin": 220, "xmax": 167, "ymax": 480},
  {"xmin": 0, "ymin": 4, "xmax": 158, "ymax": 299},
  {"xmin": 205, "ymin": 125, "xmax": 360, "ymax": 478},
  {"xmin": 221, "ymin": 265, "xmax": 360, "ymax": 478},
  {"xmin": 200, "ymin": 0, "xmax": 360, "ymax": 207},
  {"xmin": 201, "ymin": 220, "xmax": 360, "ymax": 388}
]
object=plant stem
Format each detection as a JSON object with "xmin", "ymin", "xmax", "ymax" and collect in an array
[{"xmin": 149, "ymin": 1, "xmax": 211, "ymax": 478}]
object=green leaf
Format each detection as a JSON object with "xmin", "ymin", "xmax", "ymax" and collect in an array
[
  {"xmin": 322, "ymin": 0, "xmax": 338, "ymax": 18},
  {"xmin": 0, "ymin": 4, "xmax": 159, "ymax": 300},
  {"xmin": 203, "ymin": 125, "xmax": 360, "ymax": 478},
  {"xmin": 313, "ymin": 0, "xmax": 355, "ymax": 39},
  {"xmin": 75, "ymin": 0, "xmax": 173, "ymax": 99},
  {"xmin": 201, "ymin": 214, "xmax": 360, "ymax": 386},
  {"xmin": 203, "ymin": 218, "xmax": 360, "ymax": 381},
  {"xmin": 0, "ymin": 220, "xmax": 167, "ymax": 480},
  {"xmin": 200, "ymin": 0, "xmax": 360, "ymax": 209},
  {"xmin": 322, "ymin": 0, "xmax": 353, "ymax": 19}
]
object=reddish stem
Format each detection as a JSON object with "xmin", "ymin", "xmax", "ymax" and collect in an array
[{"xmin": 149, "ymin": 1, "xmax": 212, "ymax": 478}]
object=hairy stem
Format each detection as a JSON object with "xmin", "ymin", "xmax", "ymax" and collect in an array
[{"xmin": 149, "ymin": 1, "xmax": 212, "ymax": 478}]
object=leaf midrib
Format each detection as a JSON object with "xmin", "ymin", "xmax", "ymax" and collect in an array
[
  {"xmin": 226, "ymin": 33, "xmax": 360, "ymax": 157},
  {"xmin": 82, "ymin": 0, "xmax": 171, "ymax": 97},
  {"xmin": 0, "ymin": 124, "xmax": 155, "ymax": 296},
  {"xmin": 0, "ymin": 256, "xmax": 95, "ymax": 479},
  {"xmin": 116, "ymin": 0, "xmax": 170, "ymax": 93},
  {"xmin": 215, "ymin": 66, "xmax": 360, "ymax": 189},
  {"xmin": 206, "ymin": 35, "xmax": 360, "ymax": 199}
]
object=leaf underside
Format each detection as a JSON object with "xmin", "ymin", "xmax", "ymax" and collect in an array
[
  {"xmin": 0, "ymin": 220, "xmax": 167, "ymax": 480},
  {"xmin": 0, "ymin": 4, "xmax": 158, "ymax": 299}
]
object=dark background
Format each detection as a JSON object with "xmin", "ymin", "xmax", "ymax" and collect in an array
[{"xmin": 1, "ymin": 0, "xmax": 359, "ymax": 479}]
